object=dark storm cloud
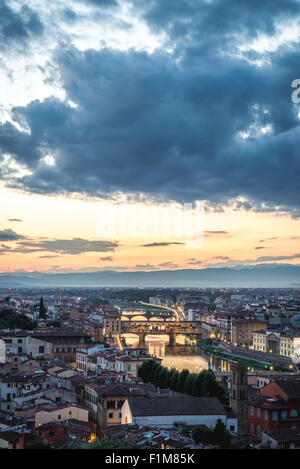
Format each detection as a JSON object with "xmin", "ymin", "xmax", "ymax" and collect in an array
[
  {"xmin": 1, "ymin": 1, "xmax": 300, "ymax": 214},
  {"xmin": 0, "ymin": 1, "xmax": 43, "ymax": 46},
  {"xmin": 133, "ymin": 0, "xmax": 300, "ymax": 41},
  {"xmin": 0, "ymin": 229, "xmax": 24, "ymax": 241}
]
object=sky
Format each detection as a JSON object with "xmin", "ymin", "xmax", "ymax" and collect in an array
[{"xmin": 1, "ymin": 0, "xmax": 300, "ymax": 274}]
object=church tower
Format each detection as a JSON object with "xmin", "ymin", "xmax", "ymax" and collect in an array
[{"xmin": 230, "ymin": 362, "xmax": 248, "ymax": 435}]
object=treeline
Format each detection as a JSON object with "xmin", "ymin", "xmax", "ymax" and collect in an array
[
  {"xmin": 138, "ymin": 360, "xmax": 229, "ymax": 408},
  {"xmin": 0, "ymin": 309, "xmax": 38, "ymax": 330},
  {"xmin": 190, "ymin": 419, "xmax": 231, "ymax": 448}
]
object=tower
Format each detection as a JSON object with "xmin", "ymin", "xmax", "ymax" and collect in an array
[{"xmin": 230, "ymin": 362, "xmax": 248, "ymax": 436}]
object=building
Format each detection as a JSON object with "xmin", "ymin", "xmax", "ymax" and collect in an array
[
  {"xmin": 0, "ymin": 430, "xmax": 24, "ymax": 449},
  {"xmin": 97, "ymin": 348, "xmax": 161, "ymax": 378},
  {"xmin": 32, "ymin": 328, "xmax": 88, "ymax": 362},
  {"xmin": 76, "ymin": 345, "xmax": 105, "ymax": 374},
  {"xmin": 248, "ymin": 378, "xmax": 300, "ymax": 438},
  {"xmin": 0, "ymin": 340, "xmax": 5, "ymax": 363},
  {"xmin": 0, "ymin": 371, "xmax": 49, "ymax": 413},
  {"xmin": 114, "ymin": 349, "xmax": 162, "ymax": 378},
  {"xmin": 231, "ymin": 319, "xmax": 267, "ymax": 347},
  {"xmin": 97, "ymin": 382, "xmax": 152, "ymax": 428},
  {"xmin": 35, "ymin": 403, "xmax": 89, "ymax": 427},
  {"xmin": 252, "ymin": 327, "xmax": 300, "ymax": 358},
  {"xmin": 230, "ymin": 363, "xmax": 248, "ymax": 435},
  {"xmin": 103, "ymin": 315, "xmax": 122, "ymax": 337},
  {"xmin": 0, "ymin": 331, "xmax": 52, "ymax": 359},
  {"xmin": 121, "ymin": 396, "xmax": 233, "ymax": 430},
  {"xmin": 262, "ymin": 428, "xmax": 300, "ymax": 449}
]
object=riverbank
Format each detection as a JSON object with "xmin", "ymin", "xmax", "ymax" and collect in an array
[{"xmin": 196, "ymin": 338, "xmax": 290, "ymax": 372}]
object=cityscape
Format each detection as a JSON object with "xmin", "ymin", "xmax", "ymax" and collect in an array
[
  {"xmin": 0, "ymin": 287, "xmax": 300, "ymax": 450},
  {"xmin": 1, "ymin": 0, "xmax": 300, "ymax": 457}
]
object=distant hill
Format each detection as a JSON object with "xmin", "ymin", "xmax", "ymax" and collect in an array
[{"xmin": 1, "ymin": 264, "xmax": 300, "ymax": 287}]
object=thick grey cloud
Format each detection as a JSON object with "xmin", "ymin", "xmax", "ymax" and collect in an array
[
  {"xmin": 0, "ymin": 1, "xmax": 43, "ymax": 47},
  {"xmin": 1, "ymin": 0, "xmax": 300, "ymax": 214}
]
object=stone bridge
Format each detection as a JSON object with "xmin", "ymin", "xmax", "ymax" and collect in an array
[{"xmin": 121, "ymin": 320, "xmax": 202, "ymax": 347}]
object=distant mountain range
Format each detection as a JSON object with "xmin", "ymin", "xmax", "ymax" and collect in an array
[{"xmin": 1, "ymin": 264, "xmax": 300, "ymax": 288}]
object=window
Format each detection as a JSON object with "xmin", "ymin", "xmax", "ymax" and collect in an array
[
  {"xmin": 257, "ymin": 425, "xmax": 261, "ymax": 436},
  {"xmin": 272, "ymin": 411, "xmax": 278, "ymax": 421},
  {"xmin": 39, "ymin": 346, "xmax": 45, "ymax": 354},
  {"xmin": 290, "ymin": 409, "xmax": 298, "ymax": 417},
  {"xmin": 58, "ymin": 415, "xmax": 61, "ymax": 420},
  {"xmin": 17, "ymin": 339, "xmax": 22, "ymax": 343},
  {"xmin": 250, "ymin": 406, "xmax": 254, "ymax": 416},
  {"xmin": 281, "ymin": 411, "xmax": 287, "ymax": 420},
  {"xmin": 108, "ymin": 413, "xmax": 113, "ymax": 419},
  {"xmin": 265, "ymin": 410, "xmax": 268, "ymax": 420},
  {"xmin": 257, "ymin": 408, "xmax": 261, "ymax": 417}
]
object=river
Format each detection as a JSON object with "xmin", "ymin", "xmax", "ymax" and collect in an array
[{"xmin": 123, "ymin": 333, "xmax": 231, "ymax": 373}]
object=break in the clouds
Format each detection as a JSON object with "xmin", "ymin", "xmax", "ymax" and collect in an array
[{"xmin": 1, "ymin": 0, "xmax": 300, "ymax": 214}]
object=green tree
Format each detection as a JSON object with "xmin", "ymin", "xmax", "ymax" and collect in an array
[
  {"xmin": 138, "ymin": 360, "xmax": 152, "ymax": 382},
  {"xmin": 184, "ymin": 373, "xmax": 196, "ymax": 395},
  {"xmin": 177, "ymin": 369, "xmax": 190, "ymax": 393},
  {"xmin": 157, "ymin": 367, "xmax": 169, "ymax": 389},
  {"xmin": 212, "ymin": 419, "xmax": 231, "ymax": 448},
  {"xmin": 193, "ymin": 373, "xmax": 204, "ymax": 397},
  {"xmin": 192, "ymin": 426, "xmax": 214, "ymax": 445},
  {"xmin": 170, "ymin": 370, "xmax": 179, "ymax": 390}
]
